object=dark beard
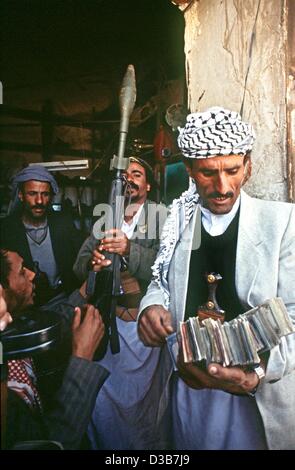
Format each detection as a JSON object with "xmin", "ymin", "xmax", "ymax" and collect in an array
[{"xmin": 22, "ymin": 204, "xmax": 48, "ymax": 225}]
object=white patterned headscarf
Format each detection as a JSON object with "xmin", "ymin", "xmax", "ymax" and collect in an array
[
  {"xmin": 152, "ymin": 177, "xmax": 199, "ymax": 308},
  {"xmin": 151, "ymin": 107, "xmax": 255, "ymax": 307},
  {"xmin": 177, "ymin": 106, "xmax": 255, "ymax": 158}
]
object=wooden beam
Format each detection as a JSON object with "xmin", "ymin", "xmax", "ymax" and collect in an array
[
  {"xmin": 0, "ymin": 141, "xmax": 101, "ymax": 159},
  {"xmin": 0, "ymin": 105, "xmax": 119, "ymax": 129}
]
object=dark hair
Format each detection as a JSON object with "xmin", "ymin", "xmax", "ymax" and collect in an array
[
  {"xmin": 0, "ymin": 248, "xmax": 12, "ymax": 288},
  {"xmin": 182, "ymin": 157, "xmax": 192, "ymax": 168},
  {"xmin": 129, "ymin": 157, "xmax": 155, "ymax": 186}
]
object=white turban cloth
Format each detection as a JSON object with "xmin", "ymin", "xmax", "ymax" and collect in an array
[{"xmin": 177, "ymin": 106, "xmax": 256, "ymax": 159}]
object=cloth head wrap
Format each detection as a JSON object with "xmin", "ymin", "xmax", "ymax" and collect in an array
[
  {"xmin": 177, "ymin": 106, "xmax": 255, "ymax": 158},
  {"xmin": 9, "ymin": 165, "xmax": 58, "ymax": 213}
]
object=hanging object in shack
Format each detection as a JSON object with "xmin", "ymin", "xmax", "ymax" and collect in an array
[
  {"xmin": 165, "ymin": 103, "xmax": 188, "ymax": 131},
  {"xmin": 171, "ymin": 0, "xmax": 194, "ymax": 6},
  {"xmin": 153, "ymin": 124, "xmax": 177, "ymax": 162}
]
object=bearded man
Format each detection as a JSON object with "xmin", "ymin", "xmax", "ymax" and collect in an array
[{"xmin": 1, "ymin": 165, "xmax": 82, "ymax": 306}]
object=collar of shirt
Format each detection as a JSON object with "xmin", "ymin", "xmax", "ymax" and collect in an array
[
  {"xmin": 23, "ymin": 219, "xmax": 48, "ymax": 230},
  {"xmin": 200, "ymin": 196, "xmax": 241, "ymax": 236},
  {"xmin": 121, "ymin": 203, "xmax": 144, "ymax": 239},
  {"xmin": 23, "ymin": 219, "xmax": 48, "ymax": 244}
]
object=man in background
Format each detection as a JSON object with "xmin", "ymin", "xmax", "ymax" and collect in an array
[
  {"xmin": 74, "ymin": 156, "xmax": 169, "ymax": 449},
  {"xmin": 0, "ymin": 164, "xmax": 82, "ymax": 307},
  {"xmin": 73, "ymin": 156, "xmax": 166, "ymax": 303}
]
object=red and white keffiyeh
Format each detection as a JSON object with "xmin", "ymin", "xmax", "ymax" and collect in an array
[{"xmin": 8, "ymin": 357, "xmax": 42, "ymax": 411}]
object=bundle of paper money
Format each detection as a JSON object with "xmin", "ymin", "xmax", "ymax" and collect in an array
[{"xmin": 167, "ymin": 297, "xmax": 295, "ymax": 368}]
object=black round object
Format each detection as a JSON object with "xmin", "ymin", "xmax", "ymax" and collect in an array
[{"xmin": 0, "ymin": 310, "xmax": 61, "ymax": 360}]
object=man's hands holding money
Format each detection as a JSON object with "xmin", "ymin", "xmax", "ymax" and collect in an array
[
  {"xmin": 138, "ymin": 304, "xmax": 265, "ymax": 395},
  {"xmin": 177, "ymin": 349, "xmax": 265, "ymax": 395},
  {"xmin": 138, "ymin": 305, "xmax": 174, "ymax": 347}
]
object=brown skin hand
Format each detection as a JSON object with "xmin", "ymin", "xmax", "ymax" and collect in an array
[
  {"xmin": 177, "ymin": 347, "xmax": 265, "ymax": 395},
  {"xmin": 138, "ymin": 305, "xmax": 174, "ymax": 347},
  {"xmin": 98, "ymin": 229, "xmax": 130, "ymax": 257},
  {"xmin": 72, "ymin": 304, "xmax": 105, "ymax": 361}
]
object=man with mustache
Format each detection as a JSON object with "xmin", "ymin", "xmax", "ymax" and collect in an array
[
  {"xmin": 73, "ymin": 156, "xmax": 167, "ymax": 321},
  {"xmin": 138, "ymin": 107, "xmax": 295, "ymax": 450},
  {"xmin": 0, "ymin": 165, "xmax": 82, "ymax": 306},
  {"xmin": 73, "ymin": 156, "xmax": 169, "ymax": 449}
]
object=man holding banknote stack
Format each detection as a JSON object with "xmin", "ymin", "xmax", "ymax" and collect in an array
[{"xmin": 138, "ymin": 107, "xmax": 295, "ymax": 450}]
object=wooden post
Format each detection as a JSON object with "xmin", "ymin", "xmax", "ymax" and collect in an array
[{"xmin": 286, "ymin": 0, "xmax": 295, "ymax": 202}]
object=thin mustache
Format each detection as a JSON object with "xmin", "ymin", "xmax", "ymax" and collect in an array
[
  {"xmin": 32, "ymin": 205, "xmax": 46, "ymax": 209},
  {"xmin": 208, "ymin": 192, "xmax": 234, "ymax": 199}
]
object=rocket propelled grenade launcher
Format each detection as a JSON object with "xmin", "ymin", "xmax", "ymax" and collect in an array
[{"xmin": 86, "ymin": 65, "xmax": 137, "ymax": 356}]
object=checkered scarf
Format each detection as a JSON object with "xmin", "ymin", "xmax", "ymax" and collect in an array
[
  {"xmin": 152, "ymin": 177, "xmax": 199, "ymax": 308},
  {"xmin": 177, "ymin": 107, "xmax": 255, "ymax": 158},
  {"xmin": 8, "ymin": 358, "xmax": 42, "ymax": 411}
]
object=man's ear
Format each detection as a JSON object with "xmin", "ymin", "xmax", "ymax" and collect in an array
[
  {"xmin": 242, "ymin": 157, "xmax": 252, "ymax": 185},
  {"xmin": 184, "ymin": 161, "xmax": 192, "ymax": 177},
  {"xmin": 18, "ymin": 190, "xmax": 24, "ymax": 202}
]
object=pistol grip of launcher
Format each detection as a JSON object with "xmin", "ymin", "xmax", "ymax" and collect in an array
[
  {"xmin": 197, "ymin": 273, "xmax": 225, "ymax": 324},
  {"xmin": 86, "ymin": 258, "xmax": 121, "ymax": 357},
  {"xmin": 86, "ymin": 270, "xmax": 97, "ymax": 298}
]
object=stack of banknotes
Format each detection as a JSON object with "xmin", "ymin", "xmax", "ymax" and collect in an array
[{"xmin": 166, "ymin": 297, "xmax": 295, "ymax": 368}]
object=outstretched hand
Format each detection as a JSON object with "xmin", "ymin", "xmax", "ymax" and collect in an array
[{"xmin": 72, "ymin": 304, "xmax": 105, "ymax": 361}]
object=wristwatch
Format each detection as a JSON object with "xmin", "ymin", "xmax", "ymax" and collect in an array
[
  {"xmin": 253, "ymin": 365, "xmax": 266, "ymax": 380},
  {"xmin": 247, "ymin": 365, "xmax": 265, "ymax": 398}
]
